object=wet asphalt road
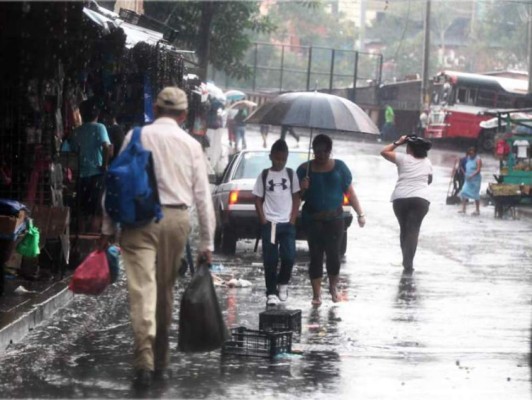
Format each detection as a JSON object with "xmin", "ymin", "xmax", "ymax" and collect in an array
[{"xmin": 0, "ymin": 130, "xmax": 530, "ymax": 399}]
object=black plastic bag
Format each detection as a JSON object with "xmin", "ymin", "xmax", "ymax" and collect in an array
[{"xmin": 178, "ymin": 262, "xmax": 228, "ymax": 352}]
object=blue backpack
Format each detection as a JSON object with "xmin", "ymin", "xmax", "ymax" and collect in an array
[{"xmin": 104, "ymin": 127, "xmax": 163, "ymax": 227}]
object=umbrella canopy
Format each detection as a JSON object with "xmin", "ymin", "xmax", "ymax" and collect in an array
[
  {"xmin": 206, "ymin": 82, "xmax": 226, "ymax": 103},
  {"xmin": 225, "ymin": 89, "xmax": 246, "ymax": 102},
  {"xmin": 228, "ymin": 100, "xmax": 257, "ymax": 110},
  {"xmin": 246, "ymin": 91, "xmax": 379, "ymax": 135}
]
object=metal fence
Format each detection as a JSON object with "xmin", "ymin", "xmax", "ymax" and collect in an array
[{"xmin": 210, "ymin": 42, "xmax": 383, "ymax": 94}]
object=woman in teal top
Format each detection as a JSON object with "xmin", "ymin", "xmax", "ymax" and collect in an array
[{"xmin": 297, "ymin": 134, "xmax": 366, "ymax": 306}]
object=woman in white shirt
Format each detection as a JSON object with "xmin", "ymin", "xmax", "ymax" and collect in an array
[{"xmin": 381, "ymin": 135, "xmax": 433, "ymax": 273}]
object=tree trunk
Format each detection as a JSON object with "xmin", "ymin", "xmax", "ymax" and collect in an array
[{"xmin": 197, "ymin": 1, "xmax": 214, "ymax": 81}]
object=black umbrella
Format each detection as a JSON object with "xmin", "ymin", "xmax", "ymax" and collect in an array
[
  {"xmin": 246, "ymin": 91, "xmax": 379, "ymax": 174},
  {"xmin": 246, "ymin": 91, "xmax": 379, "ymax": 134}
]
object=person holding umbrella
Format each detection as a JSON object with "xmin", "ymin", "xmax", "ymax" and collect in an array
[
  {"xmin": 297, "ymin": 134, "xmax": 366, "ymax": 306},
  {"xmin": 380, "ymin": 134, "xmax": 433, "ymax": 273}
]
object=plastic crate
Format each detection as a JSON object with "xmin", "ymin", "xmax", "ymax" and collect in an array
[
  {"xmin": 259, "ymin": 309, "xmax": 302, "ymax": 334},
  {"xmin": 222, "ymin": 327, "xmax": 292, "ymax": 358}
]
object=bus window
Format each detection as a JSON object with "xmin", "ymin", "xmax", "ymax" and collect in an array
[
  {"xmin": 496, "ymin": 95, "xmax": 514, "ymax": 108},
  {"xmin": 477, "ymin": 89, "xmax": 496, "ymax": 107},
  {"xmin": 457, "ymin": 88, "xmax": 467, "ymax": 103},
  {"xmin": 467, "ymin": 88, "xmax": 477, "ymax": 104}
]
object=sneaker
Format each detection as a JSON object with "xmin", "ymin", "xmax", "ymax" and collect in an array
[
  {"xmin": 266, "ymin": 294, "xmax": 280, "ymax": 306},
  {"xmin": 278, "ymin": 284, "xmax": 288, "ymax": 301}
]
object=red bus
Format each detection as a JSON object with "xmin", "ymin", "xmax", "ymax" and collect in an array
[{"xmin": 424, "ymin": 70, "xmax": 532, "ymax": 151}]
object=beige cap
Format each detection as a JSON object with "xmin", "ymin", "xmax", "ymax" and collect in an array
[{"xmin": 155, "ymin": 87, "xmax": 188, "ymax": 111}]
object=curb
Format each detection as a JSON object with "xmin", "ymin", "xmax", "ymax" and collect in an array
[{"xmin": 0, "ymin": 280, "xmax": 73, "ymax": 351}]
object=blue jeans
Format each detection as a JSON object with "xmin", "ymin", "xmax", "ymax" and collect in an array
[
  {"xmin": 235, "ymin": 125, "xmax": 246, "ymax": 150},
  {"xmin": 261, "ymin": 222, "xmax": 296, "ymax": 296}
]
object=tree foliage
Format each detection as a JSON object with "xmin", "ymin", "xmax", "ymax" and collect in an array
[
  {"xmin": 367, "ymin": 0, "xmax": 530, "ymax": 80},
  {"xmin": 253, "ymin": 1, "xmax": 356, "ymax": 49},
  {"xmin": 246, "ymin": 1, "xmax": 361, "ymax": 90},
  {"xmin": 366, "ymin": 1, "xmax": 426, "ymax": 81},
  {"xmin": 144, "ymin": 1, "xmax": 275, "ymax": 80},
  {"xmin": 473, "ymin": 2, "xmax": 529, "ymax": 70}
]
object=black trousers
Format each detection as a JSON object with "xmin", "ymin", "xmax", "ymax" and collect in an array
[
  {"xmin": 307, "ymin": 218, "xmax": 344, "ymax": 279},
  {"xmin": 392, "ymin": 197, "xmax": 430, "ymax": 270}
]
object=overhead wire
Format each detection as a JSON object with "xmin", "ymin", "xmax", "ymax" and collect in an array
[{"xmin": 391, "ymin": 0, "xmax": 412, "ymax": 63}]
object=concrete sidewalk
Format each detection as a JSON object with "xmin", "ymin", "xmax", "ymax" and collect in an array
[
  {"xmin": 0, "ymin": 275, "xmax": 73, "ymax": 350},
  {"xmin": 0, "ymin": 236, "xmax": 96, "ymax": 351}
]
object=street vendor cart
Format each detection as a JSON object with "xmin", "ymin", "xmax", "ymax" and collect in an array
[
  {"xmin": 485, "ymin": 109, "xmax": 532, "ymax": 218},
  {"xmin": 487, "ymin": 183, "xmax": 530, "ymax": 218}
]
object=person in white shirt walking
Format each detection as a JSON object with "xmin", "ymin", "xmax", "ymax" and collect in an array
[
  {"xmin": 253, "ymin": 139, "xmax": 300, "ymax": 306},
  {"xmin": 99, "ymin": 87, "xmax": 215, "ymax": 388},
  {"xmin": 381, "ymin": 135, "xmax": 433, "ymax": 273}
]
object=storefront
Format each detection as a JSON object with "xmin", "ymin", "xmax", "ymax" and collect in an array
[{"xmin": 0, "ymin": 2, "xmax": 188, "ymax": 288}]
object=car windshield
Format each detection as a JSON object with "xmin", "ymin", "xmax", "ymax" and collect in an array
[{"xmin": 233, "ymin": 151, "xmax": 309, "ymax": 180}]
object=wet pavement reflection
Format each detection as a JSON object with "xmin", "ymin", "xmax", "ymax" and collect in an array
[{"xmin": 0, "ymin": 132, "xmax": 530, "ymax": 399}]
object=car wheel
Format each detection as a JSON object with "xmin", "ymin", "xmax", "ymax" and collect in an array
[
  {"xmin": 478, "ymin": 129, "xmax": 496, "ymax": 153},
  {"xmin": 340, "ymin": 230, "xmax": 347, "ymax": 256},
  {"xmin": 221, "ymin": 226, "xmax": 237, "ymax": 254}
]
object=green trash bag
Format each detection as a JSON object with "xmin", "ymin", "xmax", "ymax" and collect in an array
[{"xmin": 16, "ymin": 219, "xmax": 40, "ymax": 258}]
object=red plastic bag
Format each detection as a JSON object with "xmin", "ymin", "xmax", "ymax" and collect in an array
[{"xmin": 69, "ymin": 250, "xmax": 110, "ymax": 295}]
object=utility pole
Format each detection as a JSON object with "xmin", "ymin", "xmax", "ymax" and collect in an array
[
  {"xmin": 359, "ymin": 0, "xmax": 367, "ymax": 51},
  {"xmin": 528, "ymin": 0, "xmax": 532, "ymax": 93},
  {"xmin": 421, "ymin": 0, "xmax": 431, "ymax": 108}
]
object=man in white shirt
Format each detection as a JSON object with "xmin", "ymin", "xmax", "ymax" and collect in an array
[{"xmin": 99, "ymin": 87, "xmax": 215, "ymax": 387}]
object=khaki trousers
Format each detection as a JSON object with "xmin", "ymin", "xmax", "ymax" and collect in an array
[{"xmin": 120, "ymin": 208, "xmax": 190, "ymax": 371}]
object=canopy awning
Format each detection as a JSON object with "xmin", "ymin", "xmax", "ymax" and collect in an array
[
  {"xmin": 118, "ymin": 21, "xmax": 163, "ymax": 48},
  {"xmin": 83, "ymin": 6, "xmax": 182, "ymax": 50}
]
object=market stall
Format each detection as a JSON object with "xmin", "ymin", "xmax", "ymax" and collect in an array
[
  {"xmin": 486, "ymin": 110, "xmax": 532, "ymax": 218},
  {"xmin": 0, "ymin": 2, "xmax": 189, "ymax": 283}
]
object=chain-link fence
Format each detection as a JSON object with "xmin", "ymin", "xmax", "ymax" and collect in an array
[{"xmin": 210, "ymin": 42, "xmax": 382, "ymax": 94}]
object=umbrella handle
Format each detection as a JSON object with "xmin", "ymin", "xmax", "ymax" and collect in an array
[{"xmin": 306, "ymin": 128, "xmax": 313, "ymax": 178}]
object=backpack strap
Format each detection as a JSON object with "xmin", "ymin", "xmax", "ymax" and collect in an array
[
  {"xmin": 131, "ymin": 126, "xmax": 142, "ymax": 144},
  {"xmin": 261, "ymin": 168, "xmax": 269, "ymax": 201},
  {"xmin": 132, "ymin": 126, "xmax": 163, "ymax": 223},
  {"xmin": 146, "ymin": 152, "xmax": 163, "ymax": 222},
  {"xmin": 286, "ymin": 168, "xmax": 294, "ymax": 191}
]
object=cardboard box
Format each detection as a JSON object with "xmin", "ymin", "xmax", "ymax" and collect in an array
[
  {"xmin": 0, "ymin": 211, "xmax": 26, "ymax": 240},
  {"xmin": 31, "ymin": 206, "xmax": 69, "ymax": 240},
  {"xmin": 4, "ymin": 251, "xmax": 22, "ymax": 271}
]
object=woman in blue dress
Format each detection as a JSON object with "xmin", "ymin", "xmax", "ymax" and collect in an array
[{"xmin": 459, "ymin": 147, "xmax": 482, "ymax": 215}]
